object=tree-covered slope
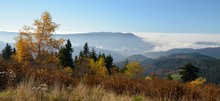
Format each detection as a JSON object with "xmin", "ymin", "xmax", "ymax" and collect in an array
[{"xmin": 146, "ymin": 53, "xmax": 220, "ymax": 84}]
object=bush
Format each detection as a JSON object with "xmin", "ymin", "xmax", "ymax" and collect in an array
[{"xmin": 83, "ymin": 73, "xmax": 220, "ymax": 101}]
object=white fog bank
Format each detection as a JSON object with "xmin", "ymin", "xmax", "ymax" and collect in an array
[{"xmin": 134, "ymin": 32, "xmax": 220, "ymax": 52}]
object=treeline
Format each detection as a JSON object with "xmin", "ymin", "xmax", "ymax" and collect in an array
[{"xmin": 58, "ymin": 40, "xmax": 116, "ymax": 76}]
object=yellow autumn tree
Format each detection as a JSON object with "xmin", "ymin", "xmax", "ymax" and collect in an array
[
  {"xmin": 190, "ymin": 77, "xmax": 206, "ymax": 87},
  {"xmin": 89, "ymin": 57, "xmax": 108, "ymax": 76},
  {"xmin": 15, "ymin": 26, "xmax": 34, "ymax": 63},
  {"xmin": 124, "ymin": 61, "xmax": 144, "ymax": 78},
  {"xmin": 15, "ymin": 11, "xmax": 64, "ymax": 65}
]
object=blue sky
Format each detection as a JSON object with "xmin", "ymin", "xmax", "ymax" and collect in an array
[{"xmin": 0, "ymin": 0, "xmax": 220, "ymax": 33}]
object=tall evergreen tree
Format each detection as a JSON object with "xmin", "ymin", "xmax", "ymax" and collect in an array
[
  {"xmin": 90, "ymin": 48, "xmax": 97, "ymax": 62},
  {"xmin": 12, "ymin": 48, "xmax": 16, "ymax": 55},
  {"xmin": 74, "ymin": 56, "xmax": 78, "ymax": 64},
  {"xmin": 59, "ymin": 39, "xmax": 74, "ymax": 68},
  {"xmin": 179, "ymin": 62, "xmax": 199, "ymax": 82},
  {"xmin": 83, "ymin": 42, "xmax": 89, "ymax": 58},
  {"xmin": 105, "ymin": 55, "xmax": 113, "ymax": 75},
  {"xmin": 2, "ymin": 43, "xmax": 13, "ymax": 60},
  {"xmin": 98, "ymin": 52, "xmax": 102, "ymax": 59},
  {"xmin": 79, "ymin": 51, "xmax": 84, "ymax": 58}
]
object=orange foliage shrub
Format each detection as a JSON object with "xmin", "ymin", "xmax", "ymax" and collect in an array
[
  {"xmin": 0, "ymin": 59, "xmax": 80, "ymax": 89},
  {"xmin": 83, "ymin": 73, "xmax": 220, "ymax": 101},
  {"xmin": 32, "ymin": 67, "xmax": 79, "ymax": 87}
]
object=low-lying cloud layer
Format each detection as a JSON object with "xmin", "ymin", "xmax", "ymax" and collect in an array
[{"xmin": 134, "ymin": 32, "xmax": 220, "ymax": 52}]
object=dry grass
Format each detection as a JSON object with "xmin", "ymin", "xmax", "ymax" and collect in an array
[
  {"xmin": 1, "ymin": 77, "xmax": 219, "ymax": 101},
  {"xmin": 0, "ymin": 80, "xmax": 153, "ymax": 101}
]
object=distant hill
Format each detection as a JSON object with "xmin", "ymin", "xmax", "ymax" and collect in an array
[
  {"xmin": 126, "ymin": 54, "xmax": 148, "ymax": 61},
  {"xmin": 145, "ymin": 47, "xmax": 220, "ymax": 59},
  {"xmin": 116, "ymin": 53, "xmax": 220, "ymax": 84},
  {"xmin": 115, "ymin": 54, "xmax": 154, "ymax": 68},
  {"xmin": 0, "ymin": 31, "xmax": 17, "ymax": 43},
  {"xmin": 56, "ymin": 32, "xmax": 154, "ymax": 56},
  {"xmin": 145, "ymin": 53, "xmax": 220, "ymax": 84},
  {"xmin": 56, "ymin": 32, "xmax": 155, "ymax": 61}
]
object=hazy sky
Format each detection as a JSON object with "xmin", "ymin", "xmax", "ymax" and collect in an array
[{"xmin": 0, "ymin": 0, "xmax": 220, "ymax": 34}]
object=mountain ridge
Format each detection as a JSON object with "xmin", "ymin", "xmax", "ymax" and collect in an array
[{"xmin": 145, "ymin": 47, "xmax": 220, "ymax": 59}]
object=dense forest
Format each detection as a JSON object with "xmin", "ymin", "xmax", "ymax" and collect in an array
[{"xmin": 0, "ymin": 12, "xmax": 220, "ymax": 101}]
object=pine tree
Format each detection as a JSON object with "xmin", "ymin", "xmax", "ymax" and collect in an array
[
  {"xmin": 105, "ymin": 55, "xmax": 113, "ymax": 75},
  {"xmin": 59, "ymin": 39, "xmax": 74, "ymax": 68},
  {"xmin": 74, "ymin": 56, "xmax": 78, "ymax": 64},
  {"xmin": 2, "ymin": 43, "xmax": 13, "ymax": 60},
  {"xmin": 179, "ymin": 63, "xmax": 199, "ymax": 82},
  {"xmin": 12, "ymin": 48, "xmax": 16, "ymax": 55},
  {"xmin": 90, "ymin": 48, "xmax": 97, "ymax": 62},
  {"xmin": 83, "ymin": 42, "xmax": 89, "ymax": 58}
]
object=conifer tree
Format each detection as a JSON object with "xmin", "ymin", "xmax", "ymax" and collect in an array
[
  {"xmin": 105, "ymin": 55, "xmax": 113, "ymax": 75},
  {"xmin": 2, "ymin": 43, "xmax": 13, "ymax": 60},
  {"xmin": 90, "ymin": 48, "xmax": 97, "ymax": 61},
  {"xmin": 59, "ymin": 39, "xmax": 74, "ymax": 68},
  {"xmin": 179, "ymin": 63, "xmax": 199, "ymax": 82},
  {"xmin": 83, "ymin": 42, "xmax": 89, "ymax": 58}
]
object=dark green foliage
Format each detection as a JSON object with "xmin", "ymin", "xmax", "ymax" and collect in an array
[
  {"xmin": 98, "ymin": 52, "xmax": 102, "ymax": 59},
  {"xmin": 97, "ymin": 52, "xmax": 105, "ymax": 59},
  {"xmin": 59, "ymin": 39, "xmax": 74, "ymax": 68},
  {"xmin": 167, "ymin": 74, "xmax": 173, "ymax": 80},
  {"xmin": 2, "ymin": 43, "xmax": 14, "ymax": 60},
  {"xmin": 105, "ymin": 55, "xmax": 113, "ymax": 75},
  {"xmin": 89, "ymin": 48, "xmax": 97, "ymax": 61},
  {"xmin": 144, "ymin": 53, "xmax": 220, "ymax": 84},
  {"xmin": 79, "ymin": 51, "xmax": 83, "ymax": 58},
  {"xmin": 74, "ymin": 56, "xmax": 78, "ymax": 64},
  {"xmin": 83, "ymin": 42, "xmax": 89, "ymax": 58},
  {"xmin": 179, "ymin": 63, "xmax": 199, "ymax": 82},
  {"xmin": 12, "ymin": 48, "xmax": 16, "ymax": 55}
]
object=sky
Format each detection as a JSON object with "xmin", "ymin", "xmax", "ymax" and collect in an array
[{"xmin": 0, "ymin": 0, "xmax": 220, "ymax": 34}]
